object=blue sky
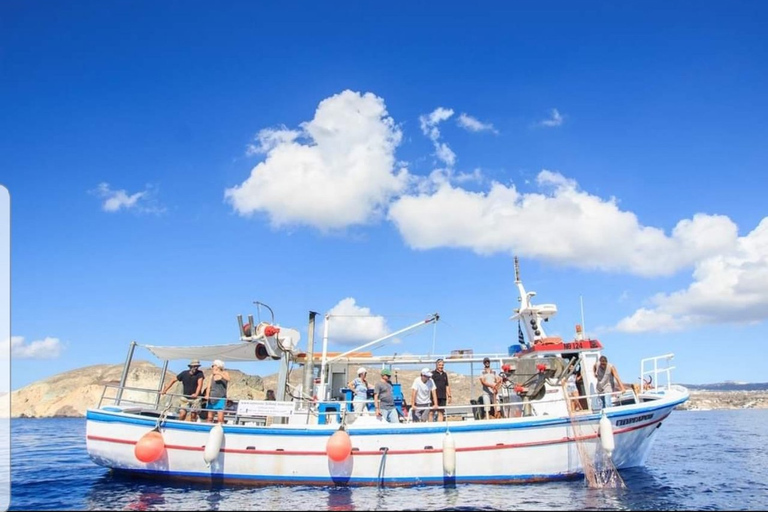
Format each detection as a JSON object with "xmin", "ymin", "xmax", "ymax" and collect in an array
[{"xmin": 2, "ymin": 1, "xmax": 767, "ymax": 390}]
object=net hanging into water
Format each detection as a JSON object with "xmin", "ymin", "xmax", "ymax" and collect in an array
[{"xmin": 566, "ymin": 385, "xmax": 626, "ymax": 489}]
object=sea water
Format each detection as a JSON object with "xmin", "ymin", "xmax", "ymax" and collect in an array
[{"xmin": 8, "ymin": 410, "xmax": 768, "ymax": 511}]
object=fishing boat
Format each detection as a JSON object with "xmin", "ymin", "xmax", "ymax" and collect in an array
[{"xmin": 85, "ymin": 258, "xmax": 689, "ymax": 486}]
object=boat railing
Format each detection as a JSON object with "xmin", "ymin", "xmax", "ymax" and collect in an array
[
  {"xmin": 639, "ymin": 353, "xmax": 676, "ymax": 392},
  {"xmin": 93, "ymin": 374, "xmax": 649, "ymax": 425},
  {"xmin": 98, "ymin": 382, "xmax": 254, "ymax": 420},
  {"xmin": 326, "ymin": 385, "xmax": 642, "ymax": 423},
  {"xmin": 97, "ymin": 382, "xmax": 166, "ymax": 410},
  {"xmin": 318, "ymin": 378, "xmax": 655, "ymax": 424}
]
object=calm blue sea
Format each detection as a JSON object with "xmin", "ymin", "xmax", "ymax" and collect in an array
[{"xmin": 8, "ymin": 410, "xmax": 768, "ymax": 511}]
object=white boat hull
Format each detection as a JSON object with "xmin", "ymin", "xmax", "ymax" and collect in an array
[{"xmin": 86, "ymin": 386, "xmax": 688, "ymax": 486}]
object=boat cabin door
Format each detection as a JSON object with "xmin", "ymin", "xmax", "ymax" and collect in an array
[
  {"xmin": 329, "ymin": 370, "xmax": 347, "ymax": 401},
  {"xmin": 579, "ymin": 351, "xmax": 601, "ymax": 411}
]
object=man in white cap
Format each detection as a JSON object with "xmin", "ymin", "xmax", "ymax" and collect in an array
[
  {"xmin": 205, "ymin": 359, "xmax": 230, "ymax": 424},
  {"xmin": 410, "ymin": 368, "xmax": 438, "ymax": 422},
  {"xmin": 347, "ymin": 367, "xmax": 370, "ymax": 421}
]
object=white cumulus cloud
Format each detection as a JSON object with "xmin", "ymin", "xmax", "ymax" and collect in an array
[
  {"xmin": 225, "ymin": 90, "xmax": 408, "ymax": 231},
  {"xmin": 614, "ymin": 218, "xmax": 768, "ymax": 331},
  {"xmin": 325, "ymin": 298, "xmax": 390, "ymax": 346},
  {"xmin": 224, "ymin": 89, "xmax": 768, "ymax": 334},
  {"xmin": 10, "ymin": 336, "xmax": 64, "ymax": 359},
  {"xmin": 388, "ymin": 166, "xmax": 768, "ymax": 331},
  {"xmin": 388, "ymin": 169, "xmax": 737, "ymax": 277}
]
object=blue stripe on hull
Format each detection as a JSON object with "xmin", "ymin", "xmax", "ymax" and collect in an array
[
  {"xmin": 86, "ymin": 395, "xmax": 685, "ymax": 437},
  {"xmin": 112, "ymin": 467, "xmax": 580, "ymax": 487}
]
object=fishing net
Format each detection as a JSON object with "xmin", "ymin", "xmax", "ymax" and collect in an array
[
  {"xmin": 566, "ymin": 386, "xmax": 626, "ymax": 489},
  {"xmin": 591, "ymin": 449, "xmax": 626, "ymax": 489}
]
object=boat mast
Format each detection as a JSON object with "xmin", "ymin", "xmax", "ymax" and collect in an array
[
  {"xmin": 318, "ymin": 314, "xmax": 331, "ymax": 401},
  {"xmin": 301, "ymin": 311, "xmax": 318, "ymax": 405},
  {"xmin": 511, "ymin": 256, "xmax": 554, "ymax": 344}
]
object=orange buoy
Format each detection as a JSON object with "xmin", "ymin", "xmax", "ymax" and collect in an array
[
  {"xmin": 326, "ymin": 429, "xmax": 352, "ymax": 462},
  {"xmin": 134, "ymin": 429, "xmax": 165, "ymax": 463}
]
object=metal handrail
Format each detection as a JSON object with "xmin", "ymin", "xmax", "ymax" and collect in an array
[
  {"xmin": 98, "ymin": 383, "xmax": 175, "ymax": 409},
  {"xmin": 639, "ymin": 353, "xmax": 676, "ymax": 391},
  {"xmin": 94, "ymin": 367, "xmax": 663, "ymax": 424}
]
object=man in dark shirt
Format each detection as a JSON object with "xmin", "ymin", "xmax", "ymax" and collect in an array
[
  {"xmin": 161, "ymin": 359, "xmax": 204, "ymax": 421},
  {"xmin": 431, "ymin": 358, "xmax": 451, "ymax": 421},
  {"xmin": 374, "ymin": 368, "xmax": 398, "ymax": 423}
]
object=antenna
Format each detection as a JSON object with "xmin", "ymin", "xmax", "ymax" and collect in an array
[
  {"xmin": 580, "ymin": 295, "xmax": 586, "ymax": 339},
  {"xmin": 514, "ymin": 256, "xmax": 520, "ymax": 282},
  {"xmin": 430, "ymin": 320, "xmax": 438, "ymax": 357},
  {"xmin": 254, "ymin": 301, "xmax": 275, "ymax": 324}
]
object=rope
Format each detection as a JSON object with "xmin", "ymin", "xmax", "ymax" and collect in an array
[
  {"xmin": 377, "ymin": 447, "xmax": 389, "ymax": 488},
  {"xmin": 155, "ymin": 403, "xmax": 173, "ymax": 431}
]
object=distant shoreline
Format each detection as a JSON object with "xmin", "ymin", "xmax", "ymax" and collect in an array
[{"xmin": 676, "ymin": 389, "xmax": 768, "ymax": 411}]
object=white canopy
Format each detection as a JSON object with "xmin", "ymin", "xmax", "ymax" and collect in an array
[
  {"xmin": 140, "ymin": 327, "xmax": 301, "ymax": 363},
  {"xmin": 141, "ymin": 341, "xmax": 271, "ymax": 362}
]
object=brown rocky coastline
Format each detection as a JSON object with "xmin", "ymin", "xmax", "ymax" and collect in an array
[{"xmin": 676, "ymin": 389, "xmax": 768, "ymax": 411}]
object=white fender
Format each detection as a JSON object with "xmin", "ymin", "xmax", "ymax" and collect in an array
[
  {"xmin": 204, "ymin": 423, "xmax": 224, "ymax": 465},
  {"xmin": 599, "ymin": 412, "xmax": 615, "ymax": 456},
  {"xmin": 442, "ymin": 431, "xmax": 456, "ymax": 476}
]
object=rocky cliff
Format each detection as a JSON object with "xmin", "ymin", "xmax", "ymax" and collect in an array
[
  {"xmin": 11, "ymin": 361, "xmax": 266, "ymax": 418},
  {"xmin": 9, "ymin": 362, "xmax": 767, "ymax": 418}
]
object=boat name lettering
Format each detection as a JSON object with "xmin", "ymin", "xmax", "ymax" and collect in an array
[
  {"xmin": 561, "ymin": 340, "xmax": 599, "ymax": 350},
  {"xmin": 615, "ymin": 413, "xmax": 653, "ymax": 426}
]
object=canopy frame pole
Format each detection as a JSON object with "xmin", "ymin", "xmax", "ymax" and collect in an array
[{"xmin": 115, "ymin": 341, "xmax": 137, "ymax": 405}]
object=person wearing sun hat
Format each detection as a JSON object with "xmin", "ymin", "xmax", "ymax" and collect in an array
[
  {"xmin": 374, "ymin": 368, "xmax": 398, "ymax": 423},
  {"xmin": 410, "ymin": 368, "xmax": 438, "ymax": 422},
  {"xmin": 161, "ymin": 359, "xmax": 204, "ymax": 421},
  {"xmin": 347, "ymin": 367, "xmax": 370, "ymax": 421}
]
